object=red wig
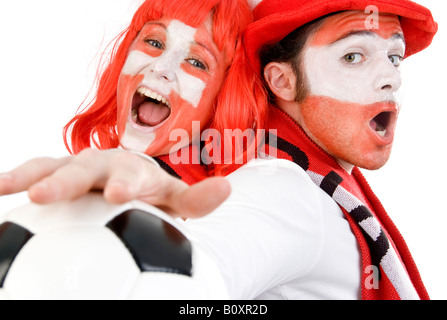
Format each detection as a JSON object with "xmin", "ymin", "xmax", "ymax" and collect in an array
[
  {"xmin": 208, "ymin": 35, "xmax": 269, "ymax": 175},
  {"xmin": 63, "ymin": 0, "xmax": 251, "ymax": 155}
]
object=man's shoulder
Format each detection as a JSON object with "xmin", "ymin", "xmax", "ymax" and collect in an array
[
  {"xmin": 228, "ymin": 158, "xmax": 311, "ymax": 181},
  {"xmin": 224, "ymin": 158, "xmax": 324, "ymax": 208}
]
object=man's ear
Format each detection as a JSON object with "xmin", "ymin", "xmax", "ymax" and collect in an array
[{"xmin": 264, "ymin": 62, "xmax": 297, "ymax": 102}]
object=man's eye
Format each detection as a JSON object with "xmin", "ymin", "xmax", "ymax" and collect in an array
[
  {"xmin": 389, "ymin": 55, "xmax": 403, "ymax": 67},
  {"xmin": 343, "ymin": 53, "xmax": 363, "ymax": 64},
  {"xmin": 187, "ymin": 58, "xmax": 207, "ymax": 70},
  {"xmin": 145, "ymin": 39, "xmax": 163, "ymax": 49}
]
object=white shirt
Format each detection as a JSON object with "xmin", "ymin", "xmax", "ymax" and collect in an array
[{"xmin": 185, "ymin": 158, "xmax": 362, "ymax": 300}]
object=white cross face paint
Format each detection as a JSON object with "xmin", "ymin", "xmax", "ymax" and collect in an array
[
  {"xmin": 304, "ymin": 33, "xmax": 405, "ymax": 105},
  {"xmin": 121, "ymin": 21, "xmax": 206, "ymax": 107},
  {"xmin": 117, "ymin": 17, "xmax": 226, "ymax": 156},
  {"xmin": 122, "ymin": 50, "xmax": 206, "ymax": 107},
  {"xmin": 296, "ymin": 12, "xmax": 406, "ymax": 170}
]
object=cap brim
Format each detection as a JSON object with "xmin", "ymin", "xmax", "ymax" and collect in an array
[{"xmin": 245, "ymin": 0, "xmax": 438, "ymax": 71}]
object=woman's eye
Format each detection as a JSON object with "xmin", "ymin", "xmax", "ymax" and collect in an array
[
  {"xmin": 145, "ymin": 39, "xmax": 163, "ymax": 49},
  {"xmin": 187, "ymin": 58, "xmax": 207, "ymax": 70},
  {"xmin": 343, "ymin": 53, "xmax": 363, "ymax": 64},
  {"xmin": 389, "ymin": 55, "xmax": 403, "ymax": 67}
]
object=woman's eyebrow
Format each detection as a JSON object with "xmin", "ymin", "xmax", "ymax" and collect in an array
[
  {"xmin": 194, "ymin": 40, "xmax": 218, "ymax": 62},
  {"xmin": 144, "ymin": 21, "xmax": 168, "ymax": 30}
]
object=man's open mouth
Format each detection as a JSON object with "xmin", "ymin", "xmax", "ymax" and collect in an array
[
  {"xmin": 369, "ymin": 111, "xmax": 392, "ymax": 138},
  {"xmin": 131, "ymin": 87, "xmax": 171, "ymax": 127}
]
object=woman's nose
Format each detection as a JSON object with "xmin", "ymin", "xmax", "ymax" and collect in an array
[{"xmin": 149, "ymin": 56, "xmax": 176, "ymax": 82}]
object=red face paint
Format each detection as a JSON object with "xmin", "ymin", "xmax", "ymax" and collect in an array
[
  {"xmin": 296, "ymin": 12, "xmax": 405, "ymax": 170},
  {"xmin": 299, "ymin": 96, "xmax": 399, "ymax": 170}
]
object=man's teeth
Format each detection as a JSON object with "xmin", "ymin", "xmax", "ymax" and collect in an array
[
  {"xmin": 137, "ymin": 88, "xmax": 170, "ymax": 108},
  {"xmin": 376, "ymin": 123, "xmax": 386, "ymax": 137}
]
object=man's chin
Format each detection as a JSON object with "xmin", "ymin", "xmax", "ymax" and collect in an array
[
  {"xmin": 337, "ymin": 147, "xmax": 392, "ymax": 171},
  {"xmin": 354, "ymin": 154, "xmax": 391, "ymax": 171}
]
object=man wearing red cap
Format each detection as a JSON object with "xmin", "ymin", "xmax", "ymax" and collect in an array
[{"xmin": 199, "ymin": 0, "xmax": 437, "ymax": 300}]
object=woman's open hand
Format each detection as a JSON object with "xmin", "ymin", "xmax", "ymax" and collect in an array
[{"xmin": 0, "ymin": 148, "xmax": 231, "ymax": 218}]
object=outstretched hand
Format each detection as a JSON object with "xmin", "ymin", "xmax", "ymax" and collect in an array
[{"xmin": 0, "ymin": 149, "xmax": 231, "ymax": 218}]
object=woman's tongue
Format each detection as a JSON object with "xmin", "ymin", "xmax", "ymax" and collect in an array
[{"xmin": 138, "ymin": 101, "xmax": 171, "ymax": 127}]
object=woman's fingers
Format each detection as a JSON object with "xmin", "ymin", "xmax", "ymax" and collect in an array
[
  {"xmin": 102, "ymin": 153, "xmax": 232, "ymax": 217},
  {"xmin": 0, "ymin": 157, "xmax": 70, "ymax": 196},
  {"xmin": 27, "ymin": 149, "xmax": 109, "ymax": 204},
  {"xmin": 103, "ymin": 151, "xmax": 154, "ymax": 204}
]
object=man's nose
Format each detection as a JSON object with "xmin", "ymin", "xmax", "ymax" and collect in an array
[{"xmin": 373, "ymin": 56, "xmax": 402, "ymax": 93}]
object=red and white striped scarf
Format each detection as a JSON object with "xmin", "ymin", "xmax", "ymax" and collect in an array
[{"xmin": 265, "ymin": 106, "xmax": 429, "ymax": 300}]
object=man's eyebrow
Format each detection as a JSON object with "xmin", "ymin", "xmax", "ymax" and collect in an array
[
  {"xmin": 391, "ymin": 33, "xmax": 406, "ymax": 45},
  {"xmin": 331, "ymin": 30, "xmax": 406, "ymax": 45}
]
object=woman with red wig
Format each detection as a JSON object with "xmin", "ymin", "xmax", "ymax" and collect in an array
[{"xmin": 0, "ymin": 0, "xmax": 250, "ymax": 215}]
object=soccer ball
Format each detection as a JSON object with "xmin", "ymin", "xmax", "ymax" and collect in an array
[{"xmin": 0, "ymin": 192, "xmax": 228, "ymax": 300}]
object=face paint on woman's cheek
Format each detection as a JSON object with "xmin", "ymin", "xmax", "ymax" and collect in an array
[
  {"xmin": 300, "ymin": 96, "xmax": 398, "ymax": 170},
  {"xmin": 176, "ymin": 64, "xmax": 207, "ymax": 108},
  {"xmin": 117, "ymin": 73, "xmax": 145, "ymax": 137},
  {"xmin": 121, "ymin": 50, "xmax": 157, "ymax": 76}
]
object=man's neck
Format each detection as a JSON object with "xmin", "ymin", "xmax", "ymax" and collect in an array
[{"xmin": 336, "ymin": 159, "xmax": 354, "ymax": 174}]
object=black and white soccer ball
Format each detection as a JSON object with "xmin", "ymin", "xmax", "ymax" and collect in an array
[{"xmin": 0, "ymin": 192, "xmax": 228, "ymax": 300}]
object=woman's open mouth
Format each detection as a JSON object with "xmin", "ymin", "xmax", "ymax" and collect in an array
[{"xmin": 131, "ymin": 87, "xmax": 171, "ymax": 127}]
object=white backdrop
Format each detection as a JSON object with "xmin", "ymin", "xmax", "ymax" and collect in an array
[{"xmin": 0, "ymin": 0, "xmax": 446, "ymax": 299}]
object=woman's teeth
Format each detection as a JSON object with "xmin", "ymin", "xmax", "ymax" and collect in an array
[{"xmin": 137, "ymin": 87, "xmax": 170, "ymax": 108}]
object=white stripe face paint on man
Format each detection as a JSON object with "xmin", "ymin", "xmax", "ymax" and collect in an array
[
  {"xmin": 297, "ymin": 11, "xmax": 406, "ymax": 171},
  {"xmin": 117, "ymin": 16, "xmax": 227, "ymax": 156}
]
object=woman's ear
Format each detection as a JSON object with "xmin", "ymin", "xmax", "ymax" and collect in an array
[{"xmin": 263, "ymin": 62, "xmax": 297, "ymax": 102}]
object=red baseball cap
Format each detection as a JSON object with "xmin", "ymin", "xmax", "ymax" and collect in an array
[{"xmin": 245, "ymin": 0, "xmax": 438, "ymax": 71}]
